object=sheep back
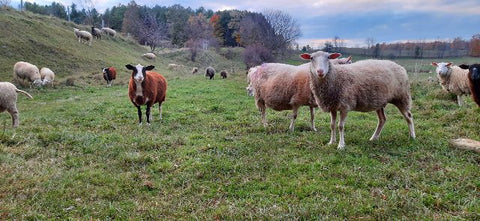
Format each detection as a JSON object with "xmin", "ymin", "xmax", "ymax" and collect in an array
[
  {"xmin": 439, "ymin": 66, "xmax": 470, "ymax": 95},
  {"xmin": 0, "ymin": 82, "xmax": 18, "ymax": 113},
  {"xmin": 14, "ymin": 61, "xmax": 41, "ymax": 82}
]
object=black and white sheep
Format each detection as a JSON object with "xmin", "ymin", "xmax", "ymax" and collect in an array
[
  {"xmin": 0, "ymin": 82, "xmax": 33, "ymax": 128},
  {"xmin": 13, "ymin": 61, "xmax": 42, "ymax": 87},
  {"xmin": 431, "ymin": 62, "xmax": 470, "ymax": 106},
  {"xmin": 301, "ymin": 51, "xmax": 415, "ymax": 150},
  {"xmin": 91, "ymin": 27, "xmax": 102, "ymax": 39}
]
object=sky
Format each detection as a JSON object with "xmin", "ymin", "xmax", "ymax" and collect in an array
[{"xmin": 11, "ymin": 0, "xmax": 480, "ymax": 48}]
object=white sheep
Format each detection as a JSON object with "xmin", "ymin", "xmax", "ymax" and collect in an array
[
  {"xmin": 168, "ymin": 64, "xmax": 179, "ymax": 70},
  {"xmin": 301, "ymin": 51, "xmax": 415, "ymax": 150},
  {"xmin": 40, "ymin": 67, "xmax": 55, "ymax": 87},
  {"xmin": 142, "ymin": 53, "xmax": 156, "ymax": 59},
  {"xmin": 74, "ymin": 28, "xmax": 92, "ymax": 46},
  {"xmin": 101, "ymin": 27, "xmax": 116, "ymax": 37},
  {"xmin": 431, "ymin": 62, "xmax": 470, "ymax": 106},
  {"xmin": 247, "ymin": 63, "xmax": 318, "ymax": 132},
  {"xmin": 331, "ymin": 56, "xmax": 352, "ymax": 65},
  {"xmin": 0, "ymin": 82, "xmax": 33, "ymax": 128},
  {"xmin": 13, "ymin": 61, "xmax": 42, "ymax": 87}
]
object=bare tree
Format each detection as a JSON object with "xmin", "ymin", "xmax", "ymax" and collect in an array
[
  {"xmin": 138, "ymin": 12, "xmax": 168, "ymax": 52},
  {"xmin": 184, "ymin": 13, "xmax": 214, "ymax": 61},
  {"xmin": 0, "ymin": 0, "xmax": 11, "ymax": 7},
  {"xmin": 263, "ymin": 9, "xmax": 301, "ymax": 56}
]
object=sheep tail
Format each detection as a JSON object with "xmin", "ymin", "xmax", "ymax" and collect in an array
[
  {"xmin": 469, "ymin": 73, "xmax": 480, "ymax": 107},
  {"xmin": 15, "ymin": 88, "xmax": 33, "ymax": 99}
]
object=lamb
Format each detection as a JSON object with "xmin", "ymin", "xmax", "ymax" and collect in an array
[
  {"xmin": 301, "ymin": 51, "xmax": 415, "ymax": 150},
  {"xmin": 40, "ymin": 67, "xmax": 55, "ymax": 87},
  {"xmin": 101, "ymin": 27, "xmax": 116, "ymax": 37},
  {"xmin": 13, "ymin": 61, "xmax": 42, "ymax": 87},
  {"xmin": 126, "ymin": 64, "xmax": 167, "ymax": 124},
  {"xmin": 91, "ymin": 27, "xmax": 102, "ymax": 39},
  {"xmin": 142, "ymin": 53, "xmax": 156, "ymax": 59},
  {"xmin": 192, "ymin": 67, "xmax": 198, "ymax": 74},
  {"xmin": 102, "ymin": 67, "xmax": 117, "ymax": 87},
  {"xmin": 431, "ymin": 62, "xmax": 470, "ymax": 106},
  {"xmin": 246, "ymin": 63, "xmax": 318, "ymax": 132},
  {"xmin": 0, "ymin": 82, "xmax": 33, "ymax": 128},
  {"xmin": 205, "ymin": 66, "xmax": 215, "ymax": 80},
  {"xmin": 220, "ymin": 70, "xmax": 228, "ymax": 79},
  {"xmin": 459, "ymin": 64, "xmax": 480, "ymax": 107},
  {"xmin": 74, "ymin": 28, "xmax": 92, "ymax": 46}
]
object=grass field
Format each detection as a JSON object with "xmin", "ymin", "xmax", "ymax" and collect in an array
[{"xmin": 1, "ymin": 8, "xmax": 479, "ymax": 219}]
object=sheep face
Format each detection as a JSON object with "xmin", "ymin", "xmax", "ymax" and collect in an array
[
  {"xmin": 126, "ymin": 64, "xmax": 154, "ymax": 84},
  {"xmin": 300, "ymin": 51, "xmax": 341, "ymax": 78},
  {"xmin": 432, "ymin": 62, "xmax": 453, "ymax": 77},
  {"xmin": 246, "ymin": 84, "xmax": 255, "ymax": 96}
]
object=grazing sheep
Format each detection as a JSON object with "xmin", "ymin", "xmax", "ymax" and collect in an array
[
  {"xmin": 40, "ymin": 67, "xmax": 55, "ymax": 87},
  {"xmin": 91, "ymin": 27, "xmax": 102, "ymax": 39},
  {"xmin": 0, "ymin": 82, "xmax": 33, "ymax": 128},
  {"xmin": 220, "ymin": 70, "xmax": 228, "ymax": 79},
  {"xmin": 142, "ymin": 53, "xmax": 156, "ymax": 59},
  {"xmin": 301, "ymin": 51, "xmax": 415, "ymax": 150},
  {"xmin": 192, "ymin": 67, "xmax": 198, "ymax": 74},
  {"xmin": 205, "ymin": 66, "xmax": 215, "ymax": 80},
  {"xmin": 13, "ymin": 61, "xmax": 42, "ymax": 87},
  {"xmin": 247, "ymin": 63, "xmax": 318, "ymax": 132},
  {"xmin": 126, "ymin": 64, "xmax": 167, "ymax": 124},
  {"xmin": 431, "ymin": 62, "xmax": 470, "ymax": 106},
  {"xmin": 459, "ymin": 64, "xmax": 480, "ymax": 107},
  {"xmin": 102, "ymin": 67, "xmax": 117, "ymax": 87},
  {"xmin": 74, "ymin": 28, "xmax": 92, "ymax": 46},
  {"xmin": 101, "ymin": 27, "xmax": 116, "ymax": 37},
  {"xmin": 168, "ymin": 64, "xmax": 179, "ymax": 70},
  {"xmin": 331, "ymin": 56, "xmax": 352, "ymax": 65}
]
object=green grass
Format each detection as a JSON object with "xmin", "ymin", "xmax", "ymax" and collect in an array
[{"xmin": 1, "ymin": 7, "xmax": 479, "ymax": 219}]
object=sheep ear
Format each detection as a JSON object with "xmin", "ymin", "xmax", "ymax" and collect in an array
[
  {"xmin": 346, "ymin": 56, "xmax": 352, "ymax": 62},
  {"xmin": 446, "ymin": 62, "xmax": 452, "ymax": 67},
  {"xmin": 431, "ymin": 62, "xmax": 438, "ymax": 67},
  {"xmin": 125, "ymin": 64, "xmax": 134, "ymax": 70},
  {"xmin": 459, "ymin": 64, "xmax": 470, "ymax": 70},
  {"xmin": 300, "ymin": 53, "xmax": 311, "ymax": 60},
  {"xmin": 328, "ymin": 53, "xmax": 341, "ymax": 59},
  {"xmin": 145, "ymin": 65, "xmax": 155, "ymax": 71}
]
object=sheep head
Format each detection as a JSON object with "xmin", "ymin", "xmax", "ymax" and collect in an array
[
  {"xmin": 460, "ymin": 64, "xmax": 480, "ymax": 80},
  {"xmin": 300, "ymin": 51, "xmax": 341, "ymax": 78},
  {"xmin": 126, "ymin": 64, "xmax": 154, "ymax": 84},
  {"xmin": 431, "ymin": 62, "xmax": 452, "ymax": 77}
]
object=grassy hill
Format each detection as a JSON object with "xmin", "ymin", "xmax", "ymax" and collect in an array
[{"xmin": 1, "ymin": 7, "xmax": 479, "ymax": 219}]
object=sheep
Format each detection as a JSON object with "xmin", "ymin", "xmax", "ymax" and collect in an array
[
  {"xmin": 191, "ymin": 67, "xmax": 198, "ymax": 74},
  {"xmin": 168, "ymin": 64, "xmax": 179, "ymax": 70},
  {"xmin": 459, "ymin": 64, "xmax": 480, "ymax": 107},
  {"xmin": 220, "ymin": 70, "xmax": 228, "ymax": 79},
  {"xmin": 0, "ymin": 82, "xmax": 33, "ymax": 128},
  {"xmin": 126, "ymin": 64, "xmax": 167, "ymax": 125},
  {"xmin": 73, "ymin": 28, "xmax": 92, "ymax": 46},
  {"xmin": 91, "ymin": 27, "xmax": 102, "ymax": 39},
  {"xmin": 246, "ymin": 63, "xmax": 318, "ymax": 132},
  {"xmin": 142, "ymin": 53, "xmax": 156, "ymax": 59},
  {"xmin": 40, "ymin": 67, "xmax": 55, "ymax": 87},
  {"xmin": 205, "ymin": 66, "xmax": 215, "ymax": 80},
  {"xmin": 431, "ymin": 62, "xmax": 470, "ymax": 106},
  {"xmin": 331, "ymin": 56, "xmax": 352, "ymax": 65},
  {"xmin": 301, "ymin": 51, "xmax": 415, "ymax": 150},
  {"xmin": 13, "ymin": 61, "xmax": 42, "ymax": 87},
  {"xmin": 101, "ymin": 27, "xmax": 116, "ymax": 37},
  {"xmin": 102, "ymin": 67, "xmax": 117, "ymax": 87}
]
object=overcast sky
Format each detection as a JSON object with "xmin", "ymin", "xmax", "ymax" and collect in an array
[{"xmin": 13, "ymin": 0, "xmax": 480, "ymax": 48}]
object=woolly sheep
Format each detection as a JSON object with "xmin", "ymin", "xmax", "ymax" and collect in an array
[
  {"xmin": 13, "ymin": 61, "xmax": 42, "ymax": 87},
  {"xmin": 91, "ymin": 27, "xmax": 102, "ymax": 39},
  {"xmin": 459, "ymin": 64, "xmax": 480, "ymax": 107},
  {"xmin": 301, "ymin": 51, "xmax": 415, "ymax": 150},
  {"xmin": 40, "ymin": 67, "xmax": 55, "ymax": 87},
  {"xmin": 247, "ymin": 63, "xmax": 318, "ymax": 132},
  {"xmin": 126, "ymin": 64, "xmax": 167, "ymax": 125},
  {"xmin": 168, "ymin": 64, "xmax": 179, "ymax": 70},
  {"xmin": 331, "ymin": 56, "xmax": 352, "ymax": 65},
  {"xmin": 431, "ymin": 62, "xmax": 470, "ymax": 106},
  {"xmin": 220, "ymin": 70, "xmax": 228, "ymax": 79},
  {"xmin": 74, "ymin": 28, "xmax": 92, "ymax": 46},
  {"xmin": 143, "ymin": 53, "xmax": 156, "ymax": 59},
  {"xmin": 101, "ymin": 27, "xmax": 116, "ymax": 37},
  {"xmin": 0, "ymin": 82, "xmax": 33, "ymax": 128},
  {"xmin": 205, "ymin": 66, "xmax": 215, "ymax": 80},
  {"xmin": 192, "ymin": 67, "xmax": 198, "ymax": 74}
]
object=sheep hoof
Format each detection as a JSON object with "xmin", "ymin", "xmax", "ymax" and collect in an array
[
  {"xmin": 327, "ymin": 141, "xmax": 335, "ymax": 145},
  {"xmin": 369, "ymin": 136, "xmax": 379, "ymax": 141},
  {"xmin": 312, "ymin": 127, "xmax": 317, "ymax": 132},
  {"xmin": 337, "ymin": 144, "xmax": 345, "ymax": 150}
]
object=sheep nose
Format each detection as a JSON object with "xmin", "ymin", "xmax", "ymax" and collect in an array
[{"xmin": 317, "ymin": 69, "xmax": 324, "ymax": 77}]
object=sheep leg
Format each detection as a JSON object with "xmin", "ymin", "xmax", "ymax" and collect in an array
[
  {"xmin": 328, "ymin": 111, "xmax": 337, "ymax": 145},
  {"xmin": 256, "ymin": 100, "xmax": 267, "ymax": 127},
  {"xmin": 399, "ymin": 109, "xmax": 416, "ymax": 139},
  {"xmin": 457, "ymin": 95, "xmax": 463, "ymax": 106},
  {"xmin": 337, "ymin": 110, "xmax": 348, "ymax": 150},
  {"xmin": 159, "ymin": 103, "xmax": 163, "ymax": 120},
  {"xmin": 8, "ymin": 107, "xmax": 19, "ymax": 128},
  {"xmin": 136, "ymin": 105, "xmax": 142, "ymax": 124},
  {"xmin": 146, "ymin": 105, "xmax": 151, "ymax": 125},
  {"xmin": 369, "ymin": 108, "xmax": 386, "ymax": 141},
  {"xmin": 288, "ymin": 107, "xmax": 298, "ymax": 132},
  {"xmin": 309, "ymin": 106, "xmax": 317, "ymax": 132}
]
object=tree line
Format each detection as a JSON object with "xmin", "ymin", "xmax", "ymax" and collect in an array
[{"xmin": 21, "ymin": 0, "xmax": 301, "ymax": 67}]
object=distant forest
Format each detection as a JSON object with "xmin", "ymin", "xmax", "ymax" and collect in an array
[{"xmin": 17, "ymin": 0, "xmax": 480, "ymax": 63}]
